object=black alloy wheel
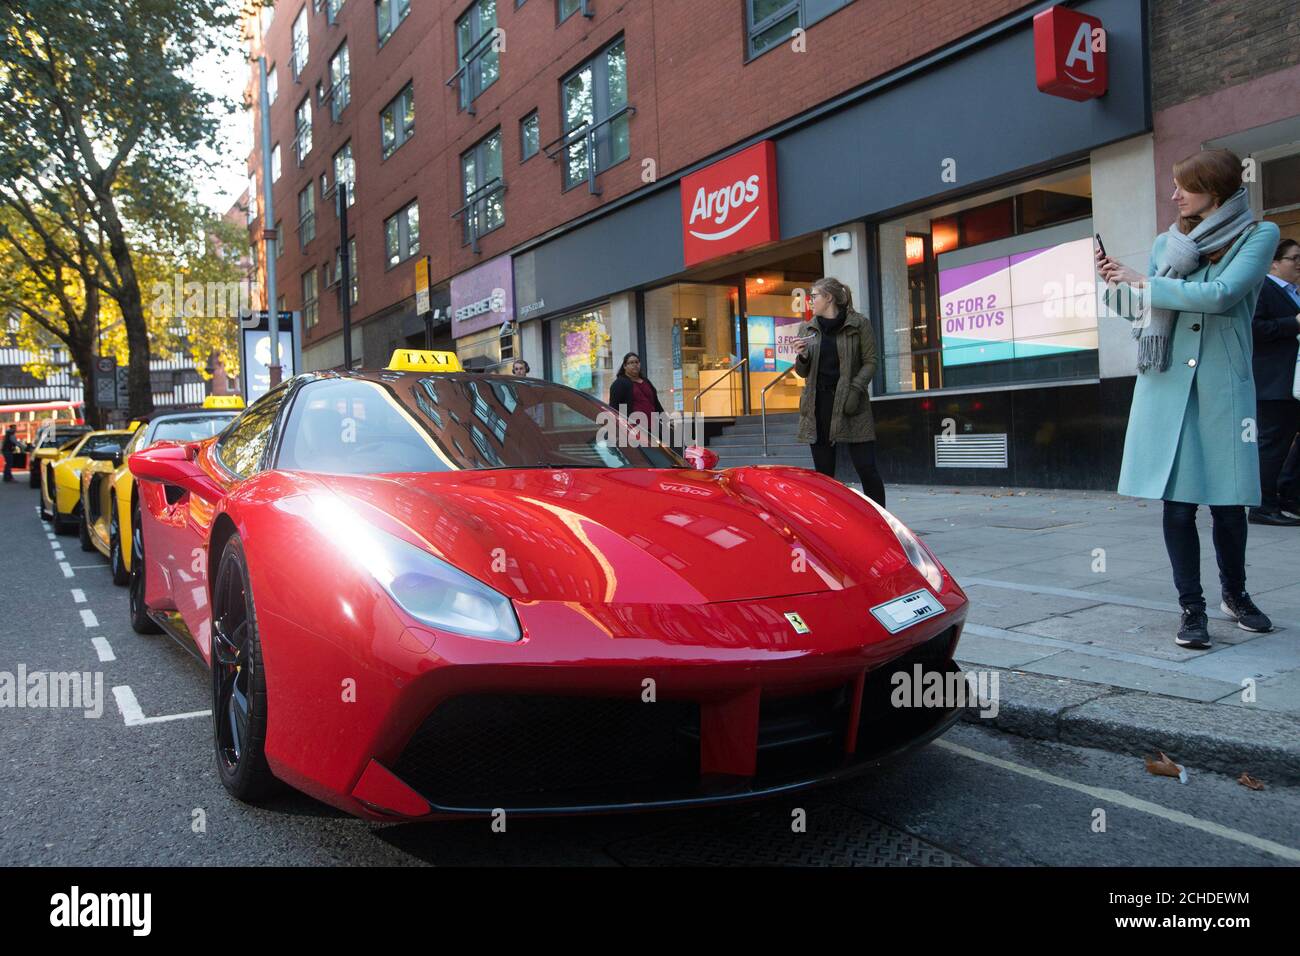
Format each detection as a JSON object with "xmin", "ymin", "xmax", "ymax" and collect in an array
[
  {"xmin": 128, "ymin": 501, "xmax": 161, "ymax": 634},
  {"xmin": 109, "ymin": 501, "xmax": 128, "ymax": 586}
]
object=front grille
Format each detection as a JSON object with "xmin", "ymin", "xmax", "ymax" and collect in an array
[
  {"xmin": 858, "ymin": 626, "xmax": 960, "ymax": 751},
  {"xmin": 392, "ymin": 695, "xmax": 700, "ymax": 809}
]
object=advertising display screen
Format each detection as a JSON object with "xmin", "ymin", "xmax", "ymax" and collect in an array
[
  {"xmin": 938, "ymin": 236, "xmax": 1098, "ymax": 369},
  {"xmin": 746, "ymin": 314, "xmax": 804, "ymax": 372}
]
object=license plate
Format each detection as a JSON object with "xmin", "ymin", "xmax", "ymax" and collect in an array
[{"xmin": 870, "ymin": 589, "xmax": 945, "ymax": 633}]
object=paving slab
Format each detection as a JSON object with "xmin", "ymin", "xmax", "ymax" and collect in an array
[
  {"xmin": 1009, "ymin": 603, "xmax": 1255, "ymax": 658},
  {"xmin": 961, "ymin": 583, "xmax": 1101, "ymax": 630},
  {"xmin": 1217, "ymin": 668, "xmax": 1300, "ymax": 715},
  {"xmin": 952, "ymin": 631, "xmax": 1064, "ymax": 669},
  {"xmin": 1023, "ymin": 651, "xmax": 1241, "ymax": 701}
]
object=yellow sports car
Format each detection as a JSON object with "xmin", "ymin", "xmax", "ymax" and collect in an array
[
  {"xmin": 42, "ymin": 430, "xmax": 133, "ymax": 535},
  {"xmin": 80, "ymin": 405, "xmax": 239, "ymax": 584},
  {"xmin": 29, "ymin": 424, "xmax": 91, "ymax": 490}
]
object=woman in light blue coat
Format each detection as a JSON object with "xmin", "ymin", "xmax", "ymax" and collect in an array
[{"xmin": 1099, "ymin": 148, "xmax": 1279, "ymax": 651}]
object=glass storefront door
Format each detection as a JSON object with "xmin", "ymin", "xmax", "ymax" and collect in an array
[{"xmin": 644, "ymin": 282, "xmax": 742, "ymax": 417}]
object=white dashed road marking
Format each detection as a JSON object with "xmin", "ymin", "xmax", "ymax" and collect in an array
[
  {"xmin": 53, "ymin": 550, "xmax": 64, "ymax": 561},
  {"xmin": 71, "ymin": 589, "xmax": 86, "ymax": 603},
  {"xmin": 80, "ymin": 609, "xmax": 98, "ymax": 628},
  {"xmin": 59, "ymin": 562, "xmax": 73, "ymax": 578},
  {"xmin": 91, "ymin": 637, "xmax": 116, "ymax": 662},
  {"xmin": 936, "ymin": 739, "xmax": 1300, "ymax": 863},
  {"xmin": 111, "ymin": 686, "xmax": 209, "ymax": 727}
]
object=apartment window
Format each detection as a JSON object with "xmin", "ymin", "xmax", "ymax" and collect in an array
[
  {"xmin": 329, "ymin": 44, "xmax": 351, "ymax": 120},
  {"xmin": 302, "ymin": 269, "xmax": 319, "ymax": 328},
  {"xmin": 332, "ymin": 237, "xmax": 359, "ymax": 305},
  {"xmin": 520, "ymin": 111, "xmax": 539, "ymax": 161},
  {"xmin": 267, "ymin": 65, "xmax": 278, "ymax": 104},
  {"xmin": 376, "ymin": 0, "xmax": 411, "ymax": 45},
  {"xmin": 274, "ymin": 220, "xmax": 283, "ymax": 259},
  {"xmin": 380, "ymin": 83, "xmax": 415, "ymax": 158},
  {"xmin": 294, "ymin": 97, "xmax": 313, "ymax": 164},
  {"xmin": 271, "ymin": 144, "xmax": 281, "ymax": 182},
  {"xmin": 326, "ymin": 0, "xmax": 345, "ymax": 24},
  {"xmin": 560, "ymin": 38, "xmax": 628, "ymax": 191},
  {"xmin": 558, "ymin": 0, "xmax": 591, "ymax": 23},
  {"xmin": 453, "ymin": 0, "xmax": 499, "ymax": 111},
  {"xmin": 333, "ymin": 143, "xmax": 356, "ymax": 206},
  {"xmin": 247, "ymin": 174, "xmax": 257, "ymax": 224},
  {"xmin": 745, "ymin": 1, "xmax": 853, "ymax": 59},
  {"xmin": 459, "ymin": 129, "xmax": 504, "ymax": 249},
  {"xmin": 298, "ymin": 185, "xmax": 316, "ymax": 248},
  {"xmin": 291, "ymin": 7, "xmax": 309, "ymax": 78},
  {"xmin": 384, "ymin": 201, "xmax": 420, "ymax": 267}
]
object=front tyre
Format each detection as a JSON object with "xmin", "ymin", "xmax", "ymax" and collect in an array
[
  {"xmin": 128, "ymin": 500, "xmax": 161, "ymax": 634},
  {"xmin": 211, "ymin": 534, "xmax": 279, "ymax": 802},
  {"xmin": 78, "ymin": 507, "xmax": 94, "ymax": 552}
]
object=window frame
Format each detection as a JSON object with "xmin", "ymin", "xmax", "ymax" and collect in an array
[
  {"xmin": 452, "ymin": 0, "xmax": 500, "ymax": 113},
  {"xmin": 294, "ymin": 96, "xmax": 313, "ymax": 165},
  {"xmin": 302, "ymin": 268, "xmax": 319, "ymax": 328},
  {"xmin": 520, "ymin": 110, "xmax": 539, "ymax": 162},
  {"xmin": 557, "ymin": 0, "xmax": 593, "ymax": 24},
  {"xmin": 458, "ymin": 127, "xmax": 506, "ymax": 251},
  {"xmin": 332, "ymin": 142, "xmax": 357, "ymax": 207},
  {"xmin": 291, "ymin": 6, "xmax": 310, "ymax": 79},
  {"xmin": 383, "ymin": 200, "xmax": 421, "ymax": 269},
  {"xmin": 376, "ymin": 0, "xmax": 411, "ymax": 47},
  {"xmin": 379, "ymin": 82, "xmax": 415, "ymax": 160},
  {"xmin": 556, "ymin": 36, "xmax": 630, "ymax": 193},
  {"xmin": 297, "ymin": 184, "xmax": 317, "ymax": 248},
  {"xmin": 328, "ymin": 42, "xmax": 351, "ymax": 121}
]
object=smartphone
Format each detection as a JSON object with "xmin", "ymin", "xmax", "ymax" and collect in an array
[{"xmin": 1094, "ymin": 233, "xmax": 1107, "ymax": 257}]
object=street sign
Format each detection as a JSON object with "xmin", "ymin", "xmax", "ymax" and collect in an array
[
  {"xmin": 415, "ymin": 257, "xmax": 431, "ymax": 316},
  {"xmin": 93, "ymin": 357, "xmax": 117, "ymax": 408},
  {"xmin": 114, "ymin": 366, "xmax": 129, "ymax": 411}
]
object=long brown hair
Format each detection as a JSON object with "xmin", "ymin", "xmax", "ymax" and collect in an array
[
  {"xmin": 810, "ymin": 276, "xmax": 853, "ymax": 312},
  {"xmin": 1173, "ymin": 148, "xmax": 1244, "ymax": 263}
]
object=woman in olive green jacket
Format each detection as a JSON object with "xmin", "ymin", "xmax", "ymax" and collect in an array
[{"xmin": 792, "ymin": 277, "xmax": 885, "ymax": 505}]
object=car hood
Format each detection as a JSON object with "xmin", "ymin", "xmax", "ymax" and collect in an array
[{"xmin": 309, "ymin": 468, "xmax": 893, "ymax": 604}]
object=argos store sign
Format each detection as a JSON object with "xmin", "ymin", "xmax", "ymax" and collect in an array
[
  {"xmin": 680, "ymin": 140, "xmax": 780, "ymax": 268},
  {"xmin": 1033, "ymin": 5, "xmax": 1107, "ymax": 101}
]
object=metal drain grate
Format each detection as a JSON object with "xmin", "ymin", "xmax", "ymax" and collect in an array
[
  {"xmin": 934, "ymin": 433, "xmax": 1008, "ymax": 469},
  {"xmin": 605, "ymin": 803, "xmax": 971, "ymax": 867}
]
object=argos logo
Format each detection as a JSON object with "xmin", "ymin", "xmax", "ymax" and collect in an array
[
  {"xmin": 1033, "ymin": 5, "xmax": 1107, "ymax": 101},
  {"xmin": 680, "ymin": 141, "xmax": 779, "ymax": 267}
]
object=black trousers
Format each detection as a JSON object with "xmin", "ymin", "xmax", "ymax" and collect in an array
[
  {"xmin": 2, "ymin": 452, "xmax": 12, "ymax": 481},
  {"xmin": 1162, "ymin": 500, "xmax": 1248, "ymax": 608},
  {"xmin": 1256, "ymin": 399, "xmax": 1300, "ymax": 511},
  {"xmin": 810, "ymin": 386, "xmax": 886, "ymax": 506}
]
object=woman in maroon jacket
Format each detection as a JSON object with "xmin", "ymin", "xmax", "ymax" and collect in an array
[{"xmin": 608, "ymin": 352, "xmax": 663, "ymax": 420}]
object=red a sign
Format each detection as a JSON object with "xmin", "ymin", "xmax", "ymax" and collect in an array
[
  {"xmin": 680, "ymin": 140, "xmax": 780, "ymax": 268},
  {"xmin": 1033, "ymin": 6, "xmax": 1108, "ymax": 102}
]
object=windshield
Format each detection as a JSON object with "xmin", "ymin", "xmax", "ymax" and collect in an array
[
  {"xmin": 80, "ymin": 433, "xmax": 126, "ymax": 455},
  {"xmin": 276, "ymin": 375, "xmax": 686, "ymax": 475},
  {"xmin": 150, "ymin": 413, "xmax": 236, "ymax": 444}
]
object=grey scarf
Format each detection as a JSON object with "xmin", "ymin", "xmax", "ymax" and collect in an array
[{"xmin": 1134, "ymin": 186, "xmax": 1256, "ymax": 373}]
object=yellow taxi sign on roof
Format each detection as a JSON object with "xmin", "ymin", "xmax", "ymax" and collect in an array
[
  {"xmin": 386, "ymin": 349, "xmax": 463, "ymax": 373},
  {"xmin": 127, "ymin": 420, "xmax": 142, "ymax": 432},
  {"xmin": 203, "ymin": 395, "xmax": 246, "ymax": 410}
]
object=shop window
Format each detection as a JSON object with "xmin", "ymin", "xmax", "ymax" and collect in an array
[
  {"xmin": 294, "ymin": 96, "xmax": 313, "ymax": 164},
  {"xmin": 520, "ymin": 111, "xmax": 539, "ymax": 161},
  {"xmin": 878, "ymin": 167, "xmax": 1098, "ymax": 394},
  {"xmin": 459, "ymin": 128, "xmax": 505, "ymax": 250},
  {"xmin": 291, "ymin": 7, "xmax": 309, "ymax": 79},
  {"xmin": 454, "ymin": 0, "xmax": 500, "ymax": 112},
  {"xmin": 643, "ymin": 283, "xmax": 743, "ymax": 417},
  {"xmin": 554, "ymin": 38, "xmax": 629, "ymax": 192},
  {"xmin": 380, "ymin": 83, "xmax": 415, "ymax": 159},
  {"xmin": 384, "ymin": 200, "xmax": 420, "ymax": 268},
  {"xmin": 297, "ymin": 185, "xmax": 316, "ymax": 248},
  {"xmin": 302, "ymin": 269, "xmax": 319, "ymax": 328},
  {"xmin": 333, "ymin": 142, "xmax": 356, "ymax": 206},
  {"xmin": 328, "ymin": 43, "xmax": 351, "ymax": 121},
  {"xmin": 458, "ymin": 326, "xmax": 517, "ymax": 374},
  {"xmin": 377, "ymin": 0, "xmax": 410, "ymax": 46},
  {"xmin": 552, "ymin": 307, "xmax": 613, "ymax": 400},
  {"xmin": 746, "ymin": 0, "xmax": 854, "ymax": 60}
]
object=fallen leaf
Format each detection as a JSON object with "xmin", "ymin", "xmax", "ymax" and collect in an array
[
  {"xmin": 1238, "ymin": 772, "xmax": 1265, "ymax": 791},
  {"xmin": 1145, "ymin": 752, "xmax": 1183, "ymax": 779}
]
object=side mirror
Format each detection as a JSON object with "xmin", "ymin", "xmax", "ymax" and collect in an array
[
  {"xmin": 683, "ymin": 445, "xmax": 719, "ymax": 471},
  {"xmin": 129, "ymin": 442, "xmax": 224, "ymax": 502}
]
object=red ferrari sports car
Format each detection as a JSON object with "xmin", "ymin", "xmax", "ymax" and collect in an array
[{"xmin": 129, "ymin": 350, "xmax": 968, "ymax": 820}]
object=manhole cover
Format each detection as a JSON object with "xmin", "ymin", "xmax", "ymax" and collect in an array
[{"xmin": 606, "ymin": 803, "xmax": 971, "ymax": 867}]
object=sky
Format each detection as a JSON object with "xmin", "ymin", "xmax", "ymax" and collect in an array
[{"xmin": 192, "ymin": 21, "xmax": 254, "ymax": 216}]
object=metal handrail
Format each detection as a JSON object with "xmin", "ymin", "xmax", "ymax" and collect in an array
[
  {"xmin": 541, "ymin": 104, "xmax": 636, "ymax": 195},
  {"xmin": 760, "ymin": 364, "xmax": 799, "ymax": 455},
  {"xmin": 451, "ymin": 177, "xmax": 506, "ymax": 254},
  {"xmin": 692, "ymin": 358, "xmax": 747, "ymax": 426}
]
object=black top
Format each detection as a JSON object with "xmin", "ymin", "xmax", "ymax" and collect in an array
[
  {"xmin": 815, "ymin": 311, "xmax": 846, "ymax": 391},
  {"xmin": 1252, "ymin": 278, "xmax": 1300, "ymax": 401},
  {"xmin": 608, "ymin": 375, "xmax": 664, "ymax": 415}
]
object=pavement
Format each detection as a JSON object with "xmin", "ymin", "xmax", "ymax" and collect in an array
[{"xmin": 888, "ymin": 484, "xmax": 1300, "ymax": 786}]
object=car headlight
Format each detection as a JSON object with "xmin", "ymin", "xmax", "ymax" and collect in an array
[
  {"xmin": 307, "ymin": 494, "xmax": 521, "ymax": 642},
  {"xmin": 852, "ymin": 488, "xmax": 944, "ymax": 593}
]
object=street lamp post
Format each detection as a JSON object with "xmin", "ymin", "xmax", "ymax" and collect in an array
[{"xmin": 258, "ymin": 55, "xmax": 281, "ymax": 386}]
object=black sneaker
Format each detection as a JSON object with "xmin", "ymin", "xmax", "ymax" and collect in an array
[
  {"xmin": 1176, "ymin": 606, "xmax": 1211, "ymax": 649},
  {"xmin": 1220, "ymin": 591, "xmax": 1273, "ymax": 632},
  {"xmin": 1248, "ymin": 508, "xmax": 1300, "ymax": 526}
]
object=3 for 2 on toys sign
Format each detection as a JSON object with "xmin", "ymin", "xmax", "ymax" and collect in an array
[{"xmin": 1034, "ymin": 5, "xmax": 1108, "ymax": 102}]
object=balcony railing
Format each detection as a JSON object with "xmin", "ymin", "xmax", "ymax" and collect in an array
[
  {"xmin": 445, "ymin": 29, "xmax": 498, "ymax": 115},
  {"xmin": 451, "ymin": 177, "xmax": 506, "ymax": 254},
  {"xmin": 542, "ymin": 104, "xmax": 635, "ymax": 195}
]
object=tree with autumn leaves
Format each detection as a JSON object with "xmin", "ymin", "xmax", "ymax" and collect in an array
[{"xmin": 0, "ymin": 0, "xmax": 249, "ymax": 415}]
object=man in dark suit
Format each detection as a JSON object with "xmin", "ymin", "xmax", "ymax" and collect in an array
[{"xmin": 1250, "ymin": 237, "xmax": 1300, "ymax": 525}]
